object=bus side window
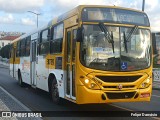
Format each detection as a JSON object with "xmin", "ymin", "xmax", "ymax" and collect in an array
[
  {"xmin": 21, "ymin": 38, "xmax": 26, "ymax": 57},
  {"xmin": 26, "ymin": 36, "xmax": 31, "ymax": 56},
  {"xmin": 39, "ymin": 29, "xmax": 50, "ymax": 55},
  {"xmin": 50, "ymin": 23, "xmax": 63, "ymax": 54},
  {"xmin": 72, "ymin": 29, "xmax": 77, "ymax": 62}
]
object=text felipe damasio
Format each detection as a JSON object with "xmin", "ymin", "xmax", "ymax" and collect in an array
[{"xmin": 131, "ymin": 112, "xmax": 158, "ymax": 117}]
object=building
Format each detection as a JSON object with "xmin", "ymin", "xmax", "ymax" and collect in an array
[
  {"xmin": 0, "ymin": 31, "xmax": 24, "ymax": 49},
  {"xmin": 0, "ymin": 35, "xmax": 20, "ymax": 49},
  {"xmin": 0, "ymin": 31, "xmax": 23, "ymax": 39}
]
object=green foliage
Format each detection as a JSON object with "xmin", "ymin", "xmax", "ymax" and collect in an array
[
  {"xmin": 153, "ymin": 54, "xmax": 160, "ymax": 68},
  {"xmin": 0, "ymin": 44, "xmax": 10, "ymax": 59}
]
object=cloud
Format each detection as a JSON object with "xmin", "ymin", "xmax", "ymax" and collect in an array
[
  {"xmin": 49, "ymin": 0, "xmax": 160, "ymax": 32},
  {"xmin": 150, "ymin": 16, "xmax": 160, "ymax": 32},
  {"xmin": 49, "ymin": 0, "xmax": 140, "ymax": 11},
  {"xmin": 49, "ymin": 0, "xmax": 113, "ymax": 12},
  {"xmin": 49, "ymin": 0, "xmax": 105, "ymax": 7},
  {"xmin": 21, "ymin": 18, "xmax": 35, "ymax": 26},
  {"xmin": 0, "ymin": 0, "xmax": 159, "ymax": 32},
  {"xmin": 145, "ymin": 0, "xmax": 159, "ymax": 12},
  {"xmin": 0, "ymin": 14, "xmax": 14, "ymax": 24},
  {"xmin": 0, "ymin": 0, "xmax": 44, "ymax": 13}
]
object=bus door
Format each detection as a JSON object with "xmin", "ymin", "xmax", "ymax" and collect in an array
[
  {"xmin": 30, "ymin": 40, "xmax": 37, "ymax": 87},
  {"xmin": 66, "ymin": 27, "xmax": 77, "ymax": 100}
]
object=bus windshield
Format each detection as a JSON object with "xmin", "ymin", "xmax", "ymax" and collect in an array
[{"xmin": 80, "ymin": 24, "xmax": 151, "ymax": 71}]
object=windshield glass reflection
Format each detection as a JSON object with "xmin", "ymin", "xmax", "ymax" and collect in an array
[{"xmin": 80, "ymin": 25, "xmax": 151, "ymax": 71}]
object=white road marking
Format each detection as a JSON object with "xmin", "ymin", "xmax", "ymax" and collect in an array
[{"xmin": 110, "ymin": 104, "xmax": 134, "ymax": 112}]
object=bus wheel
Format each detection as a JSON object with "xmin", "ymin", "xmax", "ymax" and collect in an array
[
  {"xmin": 51, "ymin": 79, "xmax": 61, "ymax": 104},
  {"xmin": 18, "ymin": 71, "xmax": 24, "ymax": 87}
]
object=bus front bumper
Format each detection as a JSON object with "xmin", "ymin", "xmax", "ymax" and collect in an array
[{"xmin": 76, "ymin": 85, "xmax": 152, "ymax": 104}]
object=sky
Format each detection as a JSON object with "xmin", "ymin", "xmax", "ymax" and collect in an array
[{"xmin": 0, "ymin": 0, "xmax": 159, "ymax": 33}]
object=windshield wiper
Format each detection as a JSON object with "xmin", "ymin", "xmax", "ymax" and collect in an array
[
  {"xmin": 123, "ymin": 32, "xmax": 128, "ymax": 53},
  {"xmin": 123, "ymin": 25, "xmax": 138, "ymax": 53},
  {"xmin": 99, "ymin": 22, "xmax": 114, "ymax": 53},
  {"xmin": 126, "ymin": 25, "xmax": 138, "ymax": 41},
  {"xmin": 111, "ymin": 31, "xmax": 114, "ymax": 53}
]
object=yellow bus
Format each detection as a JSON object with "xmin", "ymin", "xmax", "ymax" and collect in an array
[{"xmin": 10, "ymin": 5, "xmax": 152, "ymax": 104}]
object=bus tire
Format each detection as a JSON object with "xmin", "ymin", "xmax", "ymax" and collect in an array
[
  {"xmin": 51, "ymin": 78, "xmax": 62, "ymax": 104},
  {"xmin": 18, "ymin": 71, "xmax": 24, "ymax": 87}
]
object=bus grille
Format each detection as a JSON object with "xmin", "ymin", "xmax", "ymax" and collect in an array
[
  {"xmin": 106, "ymin": 92, "xmax": 136, "ymax": 99},
  {"xmin": 96, "ymin": 76, "xmax": 141, "ymax": 83},
  {"xmin": 103, "ymin": 85, "xmax": 135, "ymax": 89}
]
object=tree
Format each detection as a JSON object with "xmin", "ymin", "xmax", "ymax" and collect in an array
[{"xmin": 0, "ymin": 44, "xmax": 10, "ymax": 59}]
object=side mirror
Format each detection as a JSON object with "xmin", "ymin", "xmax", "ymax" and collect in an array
[{"xmin": 76, "ymin": 27, "xmax": 83, "ymax": 42}]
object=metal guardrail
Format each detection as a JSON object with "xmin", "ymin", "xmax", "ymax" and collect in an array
[
  {"xmin": 153, "ymin": 68, "xmax": 160, "ymax": 81},
  {"xmin": 153, "ymin": 68, "xmax": 160, "ymax": 89}
]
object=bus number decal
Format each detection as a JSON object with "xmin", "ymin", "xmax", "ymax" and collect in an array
[
  {"xmin": 45, "ymin": 58, "xmax": 55, "ymax": 69},
  {"xmin": 47, "ymin": 59, "xmax": 54, "ymax": 65}
]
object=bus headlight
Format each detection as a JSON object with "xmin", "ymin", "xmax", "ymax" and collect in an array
[
  {"xmin": 139, "ymin": 78, "xmax": 151, "ymax": 89},
  {"xmin": 84, "ymin": 79, "xmax": 89, "ymax": 84},
  {"xmin": 82, "ymin": 78, "xmax": 100, "ymax": 90}
]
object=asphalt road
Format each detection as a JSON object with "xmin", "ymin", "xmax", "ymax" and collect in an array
[{"xmin": 0, "ymin": 66, "xmax": 159, "ymax": 120}]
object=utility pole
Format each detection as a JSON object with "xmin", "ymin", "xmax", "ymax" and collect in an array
[
  {"xmin": 27, "ymin": 11, "xmax": 41, "ymax": 28},
  {"xmin": 142, "ymin": 0, "xmax": 145, "ymax": 11}
]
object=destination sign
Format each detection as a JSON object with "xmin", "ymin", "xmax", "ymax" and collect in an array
[{"xmin": 82, "ymin": 8, "xmax": 150, "ymax": 26}]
